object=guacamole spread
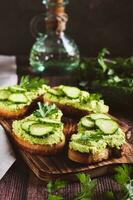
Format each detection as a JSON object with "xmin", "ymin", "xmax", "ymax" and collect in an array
[
  {"xmin": 0, "ymin": 83, "xmax": 49, "ymax": 112},
  {"xmin": 12, "ymin": 103, "xmax": 64, "ymax": 145},
  {"xmin": 69, "ymin": 114, "xmax": 125, "ymax": 154},
  {"xmin": 44, "ymin": 85, "xmax": 109, "ymax": 113}
]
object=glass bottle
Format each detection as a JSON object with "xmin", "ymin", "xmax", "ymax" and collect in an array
[{"xmin": 29, "ymin": 0, "xmax": 80, "ymax": 83}]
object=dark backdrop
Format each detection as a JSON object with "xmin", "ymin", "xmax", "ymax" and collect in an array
[{"xmin": 0, "ymin": 0, "xmax": 133, "ymax": 57}]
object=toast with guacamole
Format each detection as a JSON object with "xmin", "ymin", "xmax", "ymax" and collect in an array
[
  {"xmin": 12, "ymin": 102, "xmax": 65, "ymax": 155},
  {"xmin": 0, "ymin": 76, "xmax": 48, "ymax": 119},
  {"xmin": 43, "ymin": 85, "xmax": 109, "ymax": 118},
  {"xmin": 68, "ymin": 113, "xmax": 126, "ymax": 163}
]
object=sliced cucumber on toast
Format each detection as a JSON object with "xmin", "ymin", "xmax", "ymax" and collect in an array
[
  {"xmin": 0, "ymin": 90, "xmax": 11, "ymax": 100},
  {"xmin": 81, "ymin": 117, "xmax": 95, "ymax": 128},
  {"xmin": 95, "ymin": 119, "xmax": 118, "ymax": 134},
  {"xmin": 39, "ymin": 118, "xmax": 61, "ymax": 124},
  {"xmin": 90, "ymin": 113, "xmax": 111, "ymax": 120},
  {"xmin": 8, "ymin": 93, "xmax": 28, "ymax": 103},
  {"xmin": 60, "ymin": 86, "xmax": 80, "ymax": 99},
  {"xmin": 10, "ymin": 86, "xmax": 26, "ymax": 93},
  {"xmin": 21, "ymin": 121, "xmax": 36, "ymax": 132},
  {"xmin": 49, "ymin": 88, "xmax": 64, "ymax": 96},
  {"xmin": 29, "ymin": 124, "xmax": 53, "ymax": 137}
]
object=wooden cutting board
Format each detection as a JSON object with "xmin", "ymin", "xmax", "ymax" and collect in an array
[{"xmin": 0, "ymin": 117, "xmax": 133, "ymax": 182}]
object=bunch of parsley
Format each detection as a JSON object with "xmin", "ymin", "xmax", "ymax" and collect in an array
[
  {"xmin": 46, "ymin": 165, "xmax": 133, "ymax": 200},
  {"xmin": 104, "ymin": 165, "xmax": 133, "ymax": 200},
  {"xmin": 79, "ymin": 48, "xmax": 133, "ymax": 91},
  {"xmin": 19, "ymin": 76, "xmax": 47, "ymax": 91},
  {"xmin": 47, "ymin": 173, "xmax": 97, "ymax": 200}
]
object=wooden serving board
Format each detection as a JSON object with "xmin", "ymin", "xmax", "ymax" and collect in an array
[{"xmin": 0, "ymin": 118, "xmax": 133, "ymax": 182}]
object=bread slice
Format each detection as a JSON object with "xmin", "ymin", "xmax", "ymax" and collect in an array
[
  {"xmin": 0, "ymin": 96, "xmax": 43, "ymax": 119},
  {"xmin": 12, "ymin": 131, "xmax": 65, "ymax": 155},
  {"xmin": 68, "ymin": 145, "xmax": 126, "ymax": 164},
  {"xmin": 68, "ymin": 148, "xmax": 110, "ymax": 164},
  {"xmin": 43, "ymin": 97, "xmax": 89, "ymax": 118}
]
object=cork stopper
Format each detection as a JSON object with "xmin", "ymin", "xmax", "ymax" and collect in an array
[
  {"xmin": 48, "ymin": 0, "xmax": 65, "ymax": 14},
  {"xmin": 45, "ymin": 0, "xmax": 68, "ymax": 34}
]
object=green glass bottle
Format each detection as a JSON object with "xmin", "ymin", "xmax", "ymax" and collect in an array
[{"xmin": 30, "ymin": 0, "xmax": 80, "ymax": 83}]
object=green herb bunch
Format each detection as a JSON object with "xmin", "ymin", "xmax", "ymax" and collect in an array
[
  {"xmin": 104, "ymin": 165, "xmax": 133, "ymax": 200},
  {"xmin": 19, "ymin": 76, "xmax": 47, "ymax": 91},
  {"xmin": 46, "ymin": 165, "xmax": 133, "ymax": 200},
  {"xmin": 79, "ymin": 48, "xmax": 133, "ymax": 90},
  {"xmin": 47, "ymin": 173, "xmax": 97, "ymax": 200}
]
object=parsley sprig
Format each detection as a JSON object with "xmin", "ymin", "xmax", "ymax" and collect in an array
[
  {"xmin": 114, "ymin": 165, "xmax": 133, "ymax": 200},
  {"xmin": 34, "ymin": 102, "xmax": 58, "ymax": 118},
  {"xmin": 47, "ymin": 179, "xmax": 67, "ymax": 200},
  {"xmin": 104, "ymin": 165, "xmax": 133, "ymax": 200},
  {"xmin": 75, "ymin": 173, "xmax": 97, "ymax": 200},
  {"xmin": 19, "ymin": 76, "xmax": 47, "ymax": 91},
  {"xmin": 46, "ymin": 173, "xmax": 97, "ymax": 200}
]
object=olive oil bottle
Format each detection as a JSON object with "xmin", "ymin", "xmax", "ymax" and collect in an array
[{"xmin": 30, "ymin": 0, "xmax": 80, "ymax": 84}]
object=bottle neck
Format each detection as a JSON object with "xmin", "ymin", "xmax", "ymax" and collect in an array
[
  {"xmin": 45, "ymin": 13, "xmax": 68, "ymax": 34},
  {"xmin": 44, "ymin": 0, "xmax": 68, "ymax": 34}
]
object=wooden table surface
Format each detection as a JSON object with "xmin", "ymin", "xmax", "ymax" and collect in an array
[{"xmin": 0, "ymin": 159, "xmax": 121, "ymax": 200}]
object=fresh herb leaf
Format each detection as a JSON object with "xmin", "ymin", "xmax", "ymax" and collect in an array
[
  {"xmin": 97, "ymin": 48, "xmax": 110, "ymax": 72},
  {"xmin": 34, "ymin": 102, "xmax": 58, "ymax": 118},
  {"xmin": 114, "ymin": 165, "xmax": 133, "ymax": 200},
  {"xmin": 19, "ymin": 76, "xmax": 47, "ymax": 90},
  {"xmin": 114, "ymin": 165, "xmax": 132, "ymax": 186},
  {"xmin": 103, "ymin": 191, "xmax": 115, "ymax": 200},
  {"xmin": 89, "ymin": 93, "xmax": 102, "ymax": 101},
  {"xmin": 47, "ymin": 179, "xmax": 67, "ymax": 200},
  {"xmin": 47, "ymin": 179, "xmax": 67, "ymax": 193},
  {"xmin": 79, "ymin": 132, "xmax": 102, "ymax": 142},
  {"xmin": 74, "ymin": 173, "xmax": 97, "ymax": 200},
  {"xmin": 123, "ymin": 180, "xmax": 133, "ymax": 200},
  {"xmin": 48, "ymin": 194, "xmax": 63, "ymax": 200}
]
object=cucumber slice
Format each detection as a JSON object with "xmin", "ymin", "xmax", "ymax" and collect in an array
[
  {"xmin": 21, "ymin": 121, "xmax": 36, "ymax": 132},
  {"xmin": 61, "ymin": 86, "xmax": 80, "ymax": 99},
  {"xmin": 49, "ymin": 88, "xmax": 63, "ymax": 96},
  {"xmin": 0, "ymin": 90, "xmax": 11, "ymax": 100},
  {"xmin": 10, "ymin": 86, "xmax": 26, "ymax": 93},
  {"xmin": 90, "ymin": 113, "xmax": 111, "ymax": 120},
  {"xmin": 95, "ymin": 119, "xmax": 118, "ymax": 134},
  {"xmin": 8, "ymin": 93, "xmax": 28, "ymax": 103},
  {"xmin": 39, "ymin": 118, "xmax": 60, "ymax": 124},
  {"xmin": 29, "ymin": 124, "xmax": 53, "ymax": 137},
  {"xmin": 81, "ymin": 117, "xmax": 95, "ymax": 128}
]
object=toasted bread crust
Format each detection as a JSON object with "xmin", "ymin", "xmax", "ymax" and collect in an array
[
  {"xmin": 12, "ymin": 131, "xmax": 65, "ymax": 155},
  {"xmin": 43, "ymin": 97, "xmax": 89, "ymax": 118},
  {"xmin": 0, "ymin": 95, "xmax": 43, "ymax": 119},
  {"xmin": 68, "ymin": 148, "xmax": 111, "ymax": 164},
  {"xmin": 68, "ymin": 144, "xmax": 126, "ymax": 164}
]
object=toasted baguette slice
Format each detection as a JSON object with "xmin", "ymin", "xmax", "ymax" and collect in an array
[
  {"xmin": 12, "ymin": 131, "xmax": 65, "ymax": 155},
  {"xmin": 68, "ymin": 148, "xmax": 110, "ymax": 164},
  {"xmin": 43, "ymin": 97, "xmax": 89, "ymax": 118},
  {"xmin": 0, "ymin": 96, "xmax": 43, "ymax": 119},
  {"xmin": 68, "ymin": 145, "xmax": 126, "ymax": 164}
]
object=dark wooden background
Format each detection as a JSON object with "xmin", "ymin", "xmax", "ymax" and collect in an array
[{"xmin": 0, "ymin": 0, "xmax": 133, "ymax": 57}]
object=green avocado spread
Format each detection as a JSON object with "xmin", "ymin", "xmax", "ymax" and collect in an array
[
  {"xmin": 69, "ymin": 114, "xmax": 125, "ymax": 154},
  {"xmin": 44, "ymin": 85, "xmax": 109, "ymax": 113},
  {"xmin": 12, "ymin": 103, "xmax": 64, "ymax": 145},
  {"xmin": 0, "ymin": 84, "xmax": 48, "ymax": 112}
]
